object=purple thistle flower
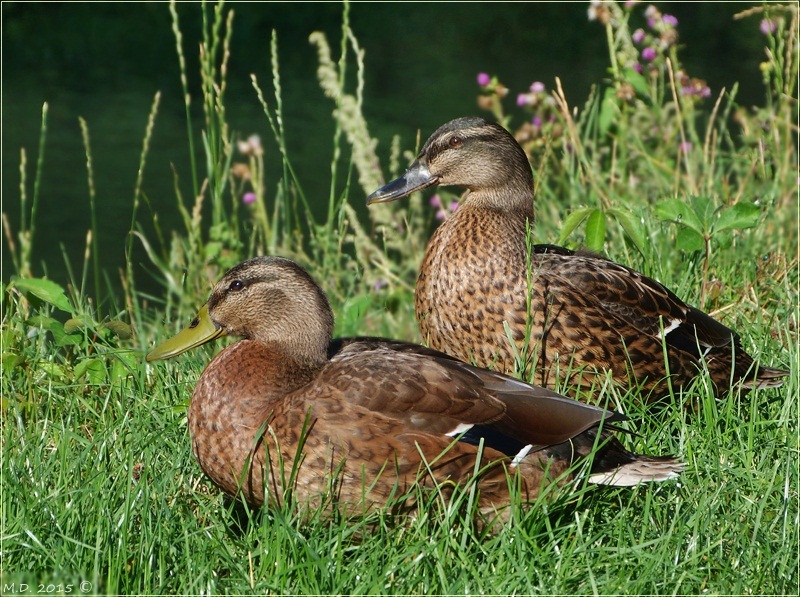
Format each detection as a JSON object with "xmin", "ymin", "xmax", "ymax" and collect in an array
[
  {"xmin": 632, "ymin": 61, "xmax": 643, "ymax": 73},
  {"xmin": 642, "ymin": 47, "xmax": 657, "ymax": 62},
  {"xmin": 532, "ymin": 116, "xmax": 543, "ymax": 128},
  {"xmin": 662, "ymin": 14, "xmax": 678, "ymax": 27},
  {"xmin": 647, "ymin": 17, "xmax": 657, "ymax": 29},
  {"xmin": 429, "ymin": 194, "xmax": 442, "ymax": 208},
  {"xmin": 760, "ymin": 18, "xmax": 777, "ymax": 35},
  {"xmin": 679, "ymin": 141, "xmax": 692, "ymax": 154},
  {"xmin": 699, "ymin": 86, "xmax": 711, "ymax": 98},
  {"xmin": 242, "ymin": 191, "xmax": 257, "ymax": 205},
  {"xmin": 632, "ymin": 28, "xmax": 646, "ymax": 44},
  {"xmin": 530, "ymin": 81, "xmax": 546, "ymax": 94},
  {"xmin": 517, "ymin": 93, "xmax": 529, "ymax": 107},
  {"xmin": 450, "ymin": 201, "xmax": 460, "ymax": 212},
  {"xmin": 477, "ymin": 72, "xmax": 491, "ymax": 86},
  {"xmin": 373, "ymin": 279, "xmax": 388, "ymax": 291}
]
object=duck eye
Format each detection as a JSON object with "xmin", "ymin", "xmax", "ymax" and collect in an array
[
  {"xmin": 449, "ymin": 136, "xmax": 463, "ymax": 148},
  {"xmin": 228, "ymin": 280, "xmax": 245, "ymax": 292}
]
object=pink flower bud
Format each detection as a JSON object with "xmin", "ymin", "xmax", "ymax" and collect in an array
[{"xmin": 760, "ymin": 19, "xmax": 777, "ymax": 35}]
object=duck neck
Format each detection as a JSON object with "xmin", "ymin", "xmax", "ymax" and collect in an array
[
  {"xmin": 247, "ymin": 315, "xmax": 332, "ymax": 375},
  {"xmin": 462, "ymin": 182, "xmax": 535, "ymax": 218},
  {"xmin": 269, "ymin": 339, "xmax": 330, "ymax": 380}
]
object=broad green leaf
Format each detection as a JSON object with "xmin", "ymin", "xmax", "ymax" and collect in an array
[
  {"xmin": 690, "ymin": 196, "xmax": 716, "ymax": 229},
  {"xmin": 38, "ymin": 362, "xmax": 67, "ymax": 380},
  {"xmin": 584, "ymin": 209, "xmax": 607, "ymax": 252},
  {"xmin": 109, "ymin": 358, "xmax": 132, "ymax": 385},
  {"xmin": 28, "ymin": 316, "xmax": 81, "ymax": 346},
  {"xmin": 27, "ymin": 315, "xmax": 59, "ymax": 329},
  {"xmin": 74, "ymin": 358, "xmax": 107, "ymax": 384},
  {"xmin": 676, "ymin": 227, "xmax": 704, "ymax": 252},
  {"xmin": 114, "ymin": 349, "xmax": 139, "ymax": 371},
  {"xmin": 654, "ymin": 198, "xmax": 704, "ymax": 234},
  {"xmin": 10, "ymin": 278, "xmax": 73, "ymax": 313},
  {"xmin": 608, "ymin": 207, "xmax": 648, "ymax": 256},
  {"xmin": 557, "ymin": 207, "xmax": 595, "ymax": 245},
  {"xmin": 716, "ymin": 202, "xmax": 761, "ymax": 232}
]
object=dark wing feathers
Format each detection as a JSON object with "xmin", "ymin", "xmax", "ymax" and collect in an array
[
  {"xmin": 458, "ymin": 424, "xmax": 528, "ymax": 456},
  {"xmin": 541, "ymin": 250, "xmax": 739, "ymax": 352},
  {"xmin": 322, "ymin": 339, "xmax": 619, "ymax": 453}
]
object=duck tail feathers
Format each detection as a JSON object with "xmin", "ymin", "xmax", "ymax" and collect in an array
[
  {"xmin": 588, "ymin": 455, "xmax": 685, "ymax": 486},
  {"xmin": 742, "ymin": 365, "xmax": 790, "ymax": 390}
]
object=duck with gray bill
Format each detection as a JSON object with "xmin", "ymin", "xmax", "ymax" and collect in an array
[{"xmin": 367, "ymin": 117, "xmax": 788, "ymax": 401}]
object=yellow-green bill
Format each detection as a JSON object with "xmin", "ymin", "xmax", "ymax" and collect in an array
[{"xmin": 146, "ymin": 304, "xmax": 227, "ymax": 362}]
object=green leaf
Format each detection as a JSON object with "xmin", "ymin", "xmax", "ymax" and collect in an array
[
  {"xmin": 109, "ymin": 358, "xmax": 132, "ymax": 385},
  {"xmin": 9, "ymin": 278, "xmax": 73, "ymax": 313},
  {"xmin": 598, "ymin": 87, "xmax": 619, "ymax": 137},
  {"xmin": 28, "ymin": 315, "xmax": 59, "ymax": 329},
  {"xmin": 557, "ymin": 207, "xmax": 595, "ymax": 245},
  {"xmin": 26, "ymin": 315, "xmax": 81, "ymax": 346},
  {"xmin": 622, "ymin": 67, "xmax": 651, "ymax": 97},
  {"xmin": 654, "ymin": 198, "xmax": 704, "ymax": 235},
  {"xmin": 338, "ymin": 295, "xmax": 374, "ymax": 336},
  {"xmin": 716, "ymin": 202, "xmax": 761, "ymax": 232},
  {"xmin": 607, "ymin": 207, "xmax": 648, "ymax": 256},
  {"xmin": 74, "ymin": 358, "xmax": 107, "ymax": 384},
  {"xmin": 38, "ymin": 362, "xmax": 67, "ymax": 380},
  {"xmin": 715, "ymin": 231, "xmax": 733, "ymax": 249},
  {"xmin": 204, "ymin": 241, "xmax": 222, "ymax": 260},
  {"xmin": 584, "ymin": 209, "xmax": 607, "ymax": 252},
  {"xmin": 676, "ymin": 228, "xmax": 704, "ymax": 252},
  {"xmin": 114, "ymin": 349, "xmax": 139, "ymax": 371},
  {"xmin": 2, "ymin": 353, "xmax": 20, "ymax": 372},
  {"xmin": 50, "ymin": 321, "xmax": 82, "ymax": 347},
  {"xmin": 690, "ymin": 196, "xmax": 716, "ymax": 230}
]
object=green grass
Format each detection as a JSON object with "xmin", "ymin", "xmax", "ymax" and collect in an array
[{"xmin": 2, "ymin": 1, "xmax": 797, "ymax": 594}]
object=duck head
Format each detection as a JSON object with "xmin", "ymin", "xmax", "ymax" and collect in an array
[
  {"xmin": 146, "ymin": 256, "xmax": 334, "ymax": 367},
  {"xmin": 367, "ymin": 117, "xmax": 534, "ymax": 209}
]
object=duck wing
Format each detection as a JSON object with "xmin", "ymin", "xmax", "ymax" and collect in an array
[
  {"xmin": 537, "ymin": 248, "xmax": 739, "ymax": 359},
  {"xmin": 322, "ymin": 338, "xmax": 625, "ymax": 453}
]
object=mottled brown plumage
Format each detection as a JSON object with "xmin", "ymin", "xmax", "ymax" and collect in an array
[
  {"xmin": 147, "ymin": 256, "xmax": 682, "ymax": 521},
  {"xmin": 367, "ymin": 117, "xmax": 787, "ymax": 400}
]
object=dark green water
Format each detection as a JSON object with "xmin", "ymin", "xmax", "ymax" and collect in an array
[{"xmin": 2, "ymin": 2, "xmax": 768, "ymax": 298}]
